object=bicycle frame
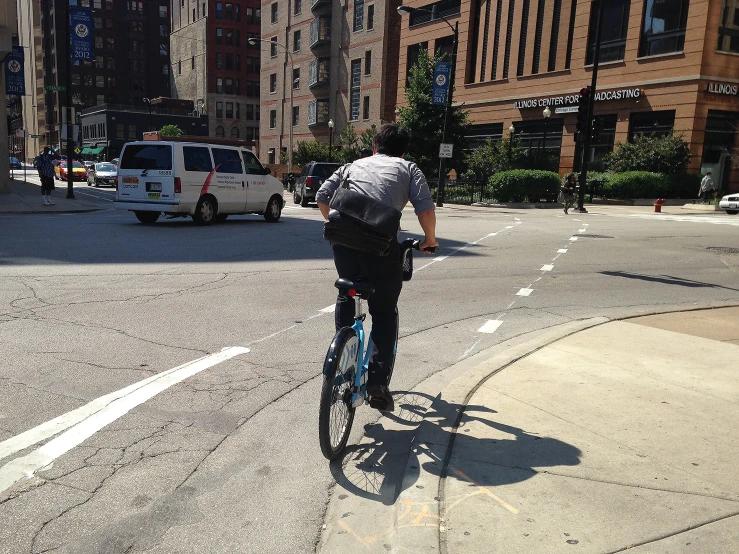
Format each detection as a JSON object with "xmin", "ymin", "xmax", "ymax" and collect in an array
[{"xmin": 350, "ymin": 297, "xmax": 372, "ymax": 408}]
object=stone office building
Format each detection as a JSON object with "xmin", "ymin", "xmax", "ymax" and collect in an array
[
  {"xmin": 398, "ymin": 0, "xmax": 739, "ymax": 192},
  {"xmin": 259, "ymin": 0, "xmax": 402, "ymax": 164}
]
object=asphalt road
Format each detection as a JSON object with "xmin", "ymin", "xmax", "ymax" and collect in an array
[{"xmin": 0, "ymin": 196, "xmax": 737, "ymax": 553}]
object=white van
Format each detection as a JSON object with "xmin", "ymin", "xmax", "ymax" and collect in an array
[{"xmin": 114, "ymin": 141, "xmax": 284, "ymax": 225}]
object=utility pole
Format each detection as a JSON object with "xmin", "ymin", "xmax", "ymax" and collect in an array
[
  {"xmin": 64, "ymin": 0, "xmax": 75, "ymax": 199},
  {"xmin": 576, "ymin": 0, "xmax": 605, "ymax": 212}
]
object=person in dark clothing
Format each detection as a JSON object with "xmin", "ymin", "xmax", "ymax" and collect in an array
[
  {"xmin": 35, "ymin": 147, "xmax": 58, "ymax": 206},
  {"xmin": 316, "ymin": 125, "xmax": 438, "ymax": 411},
  {"xmin": 561, "ymin": 173, "xmax": 577, "ymax": 214}
]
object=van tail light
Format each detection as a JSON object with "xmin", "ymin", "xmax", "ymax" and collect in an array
[
  {"xmin": 305, "ymin": 177, "xmax": 315, "ymax": 189},
  {"xmin": 174, "ymin": 177, "xmax": 181, "ymax": 194}
]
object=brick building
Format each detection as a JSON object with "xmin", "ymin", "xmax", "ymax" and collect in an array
[
  {"xmin": 170, "ymin": 0, "xmax": 262, "ymax": 142},
  {"xmin": 398, "ymin": 0, "xmax": 739, "ymax": 193},
  {"xmin": 259, "ymin": 0, "xmax": 401, "ymax": 164},
  {"xmin": 30, "ymin": 0, "xmax": 172, "ymax": 151}
]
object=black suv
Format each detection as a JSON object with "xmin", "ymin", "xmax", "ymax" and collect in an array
[{"xmin": 294, "ymin": 162, "xmax": 341, "ymax": 207}]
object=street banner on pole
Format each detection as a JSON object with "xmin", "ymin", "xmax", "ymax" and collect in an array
[
  {"xmin": 432, "ymin": 62, "xmax": 451, "ymax": 106},
  {"xmin": 70, "ymin": 8, "xmax": 93, "ymax": 61},
  {"xmin": 4, "ymin": 46, "xmax": 26, "ymax": 96}
]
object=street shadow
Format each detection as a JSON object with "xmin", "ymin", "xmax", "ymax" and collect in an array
[
  {"xmin": 602, "ymin": 271, "xmax": 739, "ymax": 292},
  {"xmin": 329, "ymin": 390, "xmax": 581, "ymax": 506}
]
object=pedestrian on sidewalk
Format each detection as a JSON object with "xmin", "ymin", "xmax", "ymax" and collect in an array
[
  {"xmin": 698, "ymin": 172, "xmax": 715, "ymax": 203},
  {"xmin": 35, "ymin": 147, "xmax": 58, "ymax": 206},
  {"xmin": 561, "ymin": 173, "xmax": 577, "ymax": 214}
]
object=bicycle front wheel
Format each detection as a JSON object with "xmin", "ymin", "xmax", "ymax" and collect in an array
[{"xmin": 319, "ymin": 327, "xmax": 359, "ymax": 460}]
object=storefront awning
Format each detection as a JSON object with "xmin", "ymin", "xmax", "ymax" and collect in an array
[
  {"xmin": 80, "ymin": 147, "xmax": 92, "ymax": 155},
  {"xmin": 90, "ymin": 147, "xmax": 104, "ymax": 154}
]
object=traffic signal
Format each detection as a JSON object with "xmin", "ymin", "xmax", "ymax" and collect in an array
[
  {"xmin": 590, "ymin": 117, "xmax": 602, "ymax": 142},
  {"xmin": 576, "ymin": 86, "xmax": 591, "ymax": 134}
]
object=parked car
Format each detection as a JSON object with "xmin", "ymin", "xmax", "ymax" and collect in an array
[
  {"xmin": 87, "ymin": 162, "xmax": 118, "ymax": 188},
  {"xmin": 114, "ymin": 140, "xmax": 284, "ymax": 225},
  {"xmin": 9, "ymin": 156, "xmax": 22, "ymax": 170},
  {"xmin": 55, "ymin": 160, "xmax": 87, "ymax": 181},
  {"xmin": 718, "ymin": 193, "xmax": 739, "ymax": 215},
  {"xmin": 83, "ymin": 161, "xmax": 95, "ymax": 171},
  {"xmin": 293, "ymin": 162, "xmax": 341, "ymax": 207}
]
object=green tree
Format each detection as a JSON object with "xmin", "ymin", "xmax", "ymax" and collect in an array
[
  {"xmin": 360, "ymin": 124, "xmax": 378, "ymax": 151},
  {"xmin": 604, "ymin": 133, "xmax": 691, "ymax": 174},
  {"xmin": 159, "ymin": 124, "xmax": 183, "ymax": 137},
  {"xmin": 463, "ymin": 136, "xmax": 527, "ymax": 183},
  {"xmin": 397, "ymin": 47, "xmax": 470, "ymax": 180},
  {"xmin": 288, "ymin": 140, "xmax": 332, "ymax": 166},
  {"xmin": 335, "ymin": 123, "xmax": 361, "ymax": 164}
]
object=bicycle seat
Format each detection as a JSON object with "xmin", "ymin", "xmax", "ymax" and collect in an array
[{"xmin": 334, "ymin": 278, "xmax": 375, "ymax": 299}]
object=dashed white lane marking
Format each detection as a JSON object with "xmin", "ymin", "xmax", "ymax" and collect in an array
[
  {"xmin": 416, "ymin": 225, "xmax": 520, "ymax": 273},
  {"xmin": 569, "ymin": 236, "xmax": 579, "ymax": 242},
  {"xmin": 533, "ymin": 276, "xmax": 543, "ymax": 282},
  {"xmin": 540, "ymin": 264, "xmax": 554, "ymax": 272},
  {"xmin": 573, "ymin": 219, "xmax": 581, "ymax": 221},
  {"xmin": 506, "ymin": 300, "xmax": 516, "ymax": 309},
  {"xmin": 478, "ymin": 320, "xmax": 504, "ymax": 334},
  {"xmin": 516, "ymin": 288, "xmax": 533, "ymax": 296},
  {"xmin": 558, "ymin": 248, "xmax": 568, "ymax": 253},
  {"xmin": 579, "ymin": 228, "xmax": 586, "ymax": 233},
  {"xmin": 458, "ymin": 338, "xmax": 481, "ymax": 360},
  {"xmin": 0, "ymin": 347, "xmax": 249, "ymax": 493}
]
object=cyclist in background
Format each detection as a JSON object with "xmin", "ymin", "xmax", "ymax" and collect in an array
[{"xmin": 316, "ymin": 124, "xmax": 438, "ymax": 411}]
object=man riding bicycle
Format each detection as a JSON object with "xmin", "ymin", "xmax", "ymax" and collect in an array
[{"xmin": 316, "ymin": 124, "xmax": 438, "ymax": 411}]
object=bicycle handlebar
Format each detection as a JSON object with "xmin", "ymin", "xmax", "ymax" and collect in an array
[{"xmin": 403, "ymin": 239, "xmax": 438, "ymax": 254}]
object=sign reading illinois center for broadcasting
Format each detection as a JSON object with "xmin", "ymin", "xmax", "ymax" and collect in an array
[{"xmin": 514, "ymin": 87, "xmax": 642, "ymax": 110}]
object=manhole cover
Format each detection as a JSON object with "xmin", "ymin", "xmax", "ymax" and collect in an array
[
  {"xmin": 707, "ymin": 247, "xmax": 739, "ymax": 254},
  {"xmin": 578, "ymin": 234, "xmax": 614, "ymax": 239}
]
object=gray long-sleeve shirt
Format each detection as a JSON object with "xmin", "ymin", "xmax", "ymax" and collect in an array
[{"xmin": 315, "ymin": 154, "xmax": 435, "ymax": 216}]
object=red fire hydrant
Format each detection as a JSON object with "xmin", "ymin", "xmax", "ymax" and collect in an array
[{"xmin": 654, "ymin": 198, "xmax": 666, "ymax": 213}]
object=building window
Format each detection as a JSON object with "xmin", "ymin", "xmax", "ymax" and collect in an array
[
  {"xmin": 363, "ymin": 95, "xmax": 370, "ymax": 120},
  {"xmin": 96, "ymin": 75, "xmax": 105, "ymax": 88},
  {"xmin": 116, "ymin": 124, "xmax": 124, "ymax": 138},
  {"xmin": 271, "ymin": 36, "xmax": 278, "ymax": 57},
  {"xmin": 628, "ymin": 110, "xmax": 676, "ymax": 141},
  {"xmin": 639, "ymin": 0, "xmax": 690, "ymax": 57},
  {"xmin": 236, "ymin": 103, "xmax": 240, "ymax": 119},
  {"xmin": 295, "ymin": 0, "xmax": 301, "ymax": 14},
  {"xmin": 216, "ymin": 78, "xmax": 223, "ymax": 93},
  {"xmin": 271, "ymin": 2, "xmax": 278, "ymax": 23},
  {"xmin": 293, "ymin": 106, "xmax": 299, "ymax": 126},
  {"xmin": 350, "ymin": 59, "xmax": 361, "ymax": 121},
  {"xmin": 293, "ymin": 67, "xmax": 300, "ymax": 89},
  {"xmin": 268, "ymin": 149, "xmax": 276, "ymax": 164},
  {"xmin": 216, "ymin": 28, "xmax": 223, "ymax": 44},
  {"xmin": 587, "ymin": 0, "xmax": 631, "ymax": 64},
  {"xmin": 269, "ymin": 109, "xmax": 277, "ymax": 128},
  {"xmin": 226, "ymin": 102, "xmax": 234, "ymax": 118},
  {"xmin": 365, "ymin": 50, "xmax": 371, "ymax": 75},
  {"xmin": 270, "ymin": 73, "xmax": 277, "ymax": 93},
  {"xmin": 226, "ymin": 78, "xmax": 234, "ymax": 94},
  {"xmin": 517, "ymin": 0, "xmax": 530, "ymax": 76},
  {"xmin": 246, "ymin": 104, "xmax": 255, "ymax": 120},
  {"xmin": 216, "ymin": 102, "xmax": 223, "ymax": 118},
  {"xmin": 226, "ymin": 30, "xmax": 234, "ymax": 46},
  {"xmin": 216, "ymin": 125, "xmax": 225, "ymax": 137},
  {"xmin": 367, "ymin": 4, "xmax": 374, "ymax": 30},
  {"xmin": 225, "ymin": 53, "xmax": 233, "ymax": 70},
  {"xmin": 159, "ymin": 5, "xmax": 167, "ymax": 17},
  {"xmin": 435, "ymin": 36, "xmax": 454, "ymax": 61},
  {"xmin": 163, "ymin": 64, "xmax": 169, "ymax": 75},
  {"xmin": 503, "ymin": 0, "xmax": 515, "ymax": 78},
  {"xmin": 548, "ymin": 0, "xmax": 563, "ymax": 72},
  {"xmin": 406, "ymin": 42, "xmax": 428, "ymax": 83},
  {"xmin": 354, "ymin": 0, "xmax": 364, "ymax": 31},
  {"xmin": 231, "ymin": 127, "xmax": 239, "ymax": 138},
  {"xmin": 294, "ymin": 30, "xmax": 301, "ymax": 51},
  {"xmin": 718, "ymin": 0, "xmax": 739, "ymax": 53},
  {"xmin": 128, "ymin": 125, "xmax": 136, "ymax": 139},
  {"xmin": 216, "ymin": 2, "xmax": 223, "ymax": 18},
  {"xmin": 307, "ymin": 99, "xmax": 330, "ymax": 126},
  {"xmin": 531, "ymin": 0, "xmax": 546, "ymax": 74},
  {"xmin": 225, "ymin": 2, "xmax": 234, "ymax": 19}
]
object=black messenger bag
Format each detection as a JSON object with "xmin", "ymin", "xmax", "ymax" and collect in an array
[{"xmin": 323, "ymin": 167, "xmax": 402, "ymax": 256}]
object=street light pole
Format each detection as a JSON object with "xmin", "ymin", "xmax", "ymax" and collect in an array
[
  {"xmin": 508, "ymin": 124, "xmax": 514, "ymax": 168},
  {"xmin": 328, "ymin": 119, "xmax": 334, "ymax": 161},
  {"xmin": 397, "ymin": 5, "xmax": 458, "ymax": 208},
  {"xmin": 542, "ymin": 105, "xmax": 551, "ymax": 169},
  {"xmin": 249, "ymin": 38, "xmax": 293, "ymax": 175}
]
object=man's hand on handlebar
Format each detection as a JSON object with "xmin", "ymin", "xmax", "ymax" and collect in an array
[{"xmin": 419, "ymin": 239, "xmax": 439, "ymax": 254}]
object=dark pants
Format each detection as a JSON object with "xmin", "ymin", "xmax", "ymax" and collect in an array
[
  {"xmin": 40, "ymin": 176, "xmax": 54, "ymax": 194},
  {"xmin": 332, "ymin": 241, "xmax": 403, "ymax": 387}
]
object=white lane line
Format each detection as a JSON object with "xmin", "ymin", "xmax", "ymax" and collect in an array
[
  {"xmin": 558, "ymin": 248, "xmax": 568, "ymax": 253},
  {"xmin": 416, "ymin": 226, "xmax": 519, "ymax": 272},
  {"xmin": 506, "ymin": 301, "xmax": 516, "ymax": 309},
  {"xmin": 505, "ymin": 225, "xmax": 514, "ymax": 229},
  {"xmin": 514, "ymin": 218, "xmax": 520, "ymax": 221},
  {"xmin": 458, "ymin": 338, "xmax": 481, "ymax": 360},
  {"xmin": 516, "ymin": 288, "xmax": 533, "ymax": 296},
  {"xmin": 573, "ymin": 219, "xmax": 581, "ymax": 221},
  {"xmin": 0, "ymin": 347, "xmax": 249, "ymax": 491},
  {"xmin": 583, "ymin": 223, "xmax": 589, "ymax": 227},
  {"xmin": 540, "ymin": 264, "xmax": 554, "ymax": 272},
  {"xmin": 320, "ymin": 304, "xmax": 336, "ymax": 313},
  {"xmin": 579, "ymin": 228, "xmax": 586, "ymax": 233},
  {"xmin": 478, "ymin": 320, "xmax": 504, "ymax": 334},
  {"xmin": 552, "ymin": 254, "xmax": 561, "ymax": 261},
  {"xmin": 569, "ymin": 237, "xmax": 579, "ymax": 242},
  {"xmin": 533, "ymin": 276, "xmax": 543, "ymax": 282}
]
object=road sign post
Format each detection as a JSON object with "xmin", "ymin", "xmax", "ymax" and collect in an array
[{"xmin": 439, "ymin": 143, "xmax": 453, "ymax": 158}]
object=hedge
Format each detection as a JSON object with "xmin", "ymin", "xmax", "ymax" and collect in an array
[
  {"xmin": 584, "ymin": 171, "xmax": 701, "ymax": 199},
  {"xmin": 488, "ymin": 170, "xmax": 561, "ymax": 203}
]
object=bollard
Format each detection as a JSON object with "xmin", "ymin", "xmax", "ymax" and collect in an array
[{"xmin": 654, "ymin": 198, "xmax": 666, "ymax": 213}]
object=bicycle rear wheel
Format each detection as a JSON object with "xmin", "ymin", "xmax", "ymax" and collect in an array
[{"xmin": 319, "ymin": 328, "xmax": 359, "ymax": 460}]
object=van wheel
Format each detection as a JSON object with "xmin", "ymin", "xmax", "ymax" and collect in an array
[
  {"xmin": 135, "ymin": 211, "xmax": 159, "ymax": 224},
  {"xmin": 264, "ymin": 195, "xmax": 283, "ymax": 222},
  {"xmin": 194, "ymin": 196, "xmax": 216, "ymax": 225},
  {"xmin": 293, "ymin": 190, "xmax": 300, "ymax": 205},
  {"xmin": 300, "ymin": 187, "xmax": 310, "ymax": 207},
  {"xmin": 727, "ymin": 210, "xmax": 738, "ymax": 215},
  {"xmin": 216, "ymin": 214, "xmax": 229, "ymax": 221}
]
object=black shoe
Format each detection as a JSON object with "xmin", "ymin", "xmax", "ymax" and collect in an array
[{"xmin": 367, "ymin": 384, "xmax": 395, "ymax": 412}]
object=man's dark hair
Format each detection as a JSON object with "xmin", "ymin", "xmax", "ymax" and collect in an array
[{"xmin": 373, "ymin": 124, "xmax": 409, "ymax": 157}]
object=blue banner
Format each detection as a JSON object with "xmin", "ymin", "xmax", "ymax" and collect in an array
[
  {"xmin": 432, "ymin": 62, "xmax": 451, "ymax": 106},
  {"xmin": 4, "ymin": 45, "xmax": 25, "ymax": 96},
  {"xmin": 70, "ymin": 8, "xmax": 93, "ymax": 61}
]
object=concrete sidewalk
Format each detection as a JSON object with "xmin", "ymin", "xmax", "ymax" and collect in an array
[
  {"xmin": 0, "ymin": 177, "xmax": 102, "ymax": 214},
  {"xmin": 319, "ymin": 306, "xmax": 739, "ymax": 554}
]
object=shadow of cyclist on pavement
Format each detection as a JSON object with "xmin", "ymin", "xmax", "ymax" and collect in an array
[{"xmin": 329, "ymin": 390, "xmax": 581, "ymax": 506}]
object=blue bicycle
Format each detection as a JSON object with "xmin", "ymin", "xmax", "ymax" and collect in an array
[{"xmin": 318, "ymin": 239, "xmax": 436, "ymax": 460}]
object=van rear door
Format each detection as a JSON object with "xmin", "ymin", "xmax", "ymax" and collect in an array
[{"xmin": 117, "ymin": 143, "xmax": 175, "ymax": 205}]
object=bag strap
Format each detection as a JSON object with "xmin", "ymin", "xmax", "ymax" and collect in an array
[{"xmin": 340, "ymin": 163, "xmax": 353, "ymax": 189}]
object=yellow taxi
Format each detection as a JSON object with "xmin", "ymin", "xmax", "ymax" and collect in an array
[{"xmin": 55, "ymin": 160, "xmax": 88, "ymax": 181}]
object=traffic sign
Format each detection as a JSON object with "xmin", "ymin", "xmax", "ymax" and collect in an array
[
  {"xmin": 74, "ymin": 147, "xmax": 81, "ymax": 154},
  {"xmin": 439, "ymin": 143, "xmax": 453, "ymax": 158},
  {"xmin": 45, "ymin": 85, "xmax": 66, "ymax": 92}
]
